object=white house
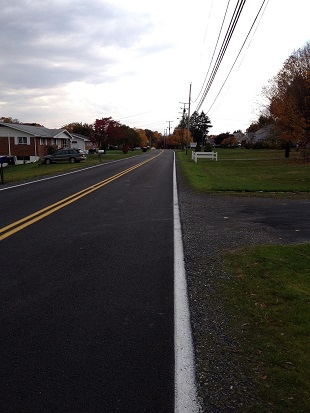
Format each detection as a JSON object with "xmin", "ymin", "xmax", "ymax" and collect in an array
[{"xmin": 70, "ymin": 133, "xmax": 94, "ymax": 152}]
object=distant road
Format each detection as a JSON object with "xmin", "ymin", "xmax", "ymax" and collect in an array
[{"xmin": 0, "ymin": 150, "xmax": 176, "ymax": 412}]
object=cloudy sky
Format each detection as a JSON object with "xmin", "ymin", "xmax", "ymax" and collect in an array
[{"xmin": 1, "ymin": 0, "xmax": 309, "ymax": 134}]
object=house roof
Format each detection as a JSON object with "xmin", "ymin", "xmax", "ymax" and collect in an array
[
  {"xmin": 71, "ymin": 132, "xmax": 90, "ymax": 142},
  {"xmin": 0, "ymin": 122, "xmax": 72, "ymax": 139}
]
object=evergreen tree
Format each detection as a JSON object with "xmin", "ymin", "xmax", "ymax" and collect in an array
[{"xmin": 189, "ymin": 111, "xmax": 212, "ymax": 146}]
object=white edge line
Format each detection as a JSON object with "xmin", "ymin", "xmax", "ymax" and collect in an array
[
  {"xmin": 0, "ymin": 156, "xmax": 137, "ymax": 192},
  {"xmin": 173, "ymin": 152, "xmax": 200, "ymax": 412}
]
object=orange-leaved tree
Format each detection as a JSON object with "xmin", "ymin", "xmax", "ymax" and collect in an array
[{"xmin": 264, "ymin": 42, "xmax": 310, "ymax": 158}]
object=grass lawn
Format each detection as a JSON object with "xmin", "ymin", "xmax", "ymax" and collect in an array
[
  {"xmin": 223, "ymin": 244, "xmax": 310, "ymax": 412},
  {"xmin": 177, "ymin": 147, "xmax": 309, "ymax": 411},
  {"xmin": 176, "ymin": 149, "xmax": 310, "ymax": 195},
  {"xmin": 0, "ymin": 150, "xmax": 142, "ymax": 184}
]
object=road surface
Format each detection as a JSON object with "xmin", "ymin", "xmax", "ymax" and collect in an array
[{"xmin": 0, "ymin": 150, "xmax": 182, "ymax": 412}]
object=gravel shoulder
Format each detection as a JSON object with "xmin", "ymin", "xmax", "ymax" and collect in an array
[{"xmin": 176, "ymin": 162, "xmax": 310, "ymax": 412}]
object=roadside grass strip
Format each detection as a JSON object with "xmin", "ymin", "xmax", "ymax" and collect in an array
[{"xmin": 223, "ymin": 243, "xmax": 310, "ymax": 412}]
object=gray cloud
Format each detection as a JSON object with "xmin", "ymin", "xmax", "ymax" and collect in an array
[{"xmin": 0, "ymin": 0, "xmax": 152, "ymax": 89}]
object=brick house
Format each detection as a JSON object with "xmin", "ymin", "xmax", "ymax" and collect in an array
[{"xmin": 0, "ymin": 122, "xmax": 73, "ymax": 164}]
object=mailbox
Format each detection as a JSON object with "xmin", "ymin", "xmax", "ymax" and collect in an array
[
  {"xmin": 98, "ymin": 150, "xmax": 105, "ymax": 154},
  {"xmin": 0, "ymin": 156, "xmax": 15, "ymax": 165}
]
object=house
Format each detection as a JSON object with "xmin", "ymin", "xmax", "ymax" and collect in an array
[
  {"xmin": 70, "ymin": 133, "xmax": 95, "ymax": 152},
  {"xmin": 0, "ymin": 122, "xmax": 73, "ymax": 164},
  {"xmin": 233, "ymin": 131, "xmax": 245, "ymax": 143},
  {"xmin": 245, "ymin": 126, "xmax": 271, "ymax": 144}
]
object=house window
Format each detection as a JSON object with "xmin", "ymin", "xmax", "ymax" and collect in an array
[
  {"xmin": 17, "ymin": 137, "xmax": 28, "ymax": 144},
  {"xmin": 40, "ymin": 138, "xmax": 47, "ymax": 145},
  {"xmin": 16, "ymin": 155, "xmax": 30, "ymax": 161}
]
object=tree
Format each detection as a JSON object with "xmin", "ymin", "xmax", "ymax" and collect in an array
[
  {"xmin": 118, "ymin": 125, "xmax": 140, "ymax": 148},
  {"xmin": 145, "ymin": 129, "xmax": 154, "ymax": 147},
  {"xmin": 263, "ymin": 42, "xmax": 310, "ymax": 158},
  {"xmin": 91, "ymin": 117, "xmax": 122, "ymax": 150},
  {"xmin": 0, "ymin": 116, "xmax": 20, "ymax": 124},
  {"xmin": 62, "ymin": 122, "xmax": 93, "ymax": 137},
  {"xmin": 221, "ymin": 136, "xmax": 237, "ymax": 147},
  {"xmin": 246, "ymin": 115, "xmax": 274, "ymax": 133},
  {"xmin": 189, "ymin": 111, "xmax": 212, "ymax": 146},
  {"xmin": 167, "ymin": 127, "xmax": 191, "ymax": 149},
  {"xmin": 135, "ymin": 129, "xmax": 148, "ymax": 147},
  {"xmin": 214, "ymin": 132, "xmax": 230, "ymax": 145},
  {"xmin": 152, "ymin": 131, "xmax": 162, "ymax": 149}
]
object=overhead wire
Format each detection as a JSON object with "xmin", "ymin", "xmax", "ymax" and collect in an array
[
  {"xmin": 195, "ymin": 0, "xmax": 247, "ymax": 112},
  {"xmin": 206, "ymin": 0, "xmax": 269, "ymax": 115},
  {"xmin": 192, "ymin": 0, "xmax": 231, "ymax": 103}
]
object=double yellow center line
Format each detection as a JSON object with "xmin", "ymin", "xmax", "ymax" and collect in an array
[{"xmin": 0, "ymin": 152, "xmax": 162, "ymax": 241}]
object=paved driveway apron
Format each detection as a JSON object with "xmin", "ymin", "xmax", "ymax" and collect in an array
[{"xmin": 176, "ymin": 169, "xmax": 310, "ymax": 412}]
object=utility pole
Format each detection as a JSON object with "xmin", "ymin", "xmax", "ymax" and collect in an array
[
  {"xmin": 179, "ymin": 102, "xmax": 189, "ymax": 151},
  {"xmin": 166, "ymin": 120, "xmax": 173, "ymax": 149},
  {"xmin": 186, "ymin": 83, "xmax": 192, "ymax": 155},
  {"xmin": 166, "ymin": 120, "xmax": 173, "ymax": 136}
]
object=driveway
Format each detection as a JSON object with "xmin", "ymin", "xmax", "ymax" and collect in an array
[{"xmin": 176, "ymin": 169, "xmax": 310, "ymax": 412}]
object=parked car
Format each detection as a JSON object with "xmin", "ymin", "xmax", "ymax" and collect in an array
[
  {"xmin": 77, "ymin": 148, "xmax": 89, "ymax": 155},
  {"xmin": 42, "ymin": 148, "xmax": 86, "ymax": 164}
]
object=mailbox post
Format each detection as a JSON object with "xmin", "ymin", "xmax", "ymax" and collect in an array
[
  {"xmin": 0, "ymin": 156, "xmax": 7, "ymax": 184},
  {"xmin": 98, "ymin": 149, "xmax": 105, "ymax": 162}
]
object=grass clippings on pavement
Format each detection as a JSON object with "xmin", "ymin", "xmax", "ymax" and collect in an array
[{"xmin": 223, "ymin": 243, "xmax": 310, "ymax": 413}]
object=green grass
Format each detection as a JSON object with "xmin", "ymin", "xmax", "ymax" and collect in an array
[
  {"xmin": 176, "ymin": 149, "xmax": 310, "ymax": 195},
  {"xmin": 223, "ymin": 244, "xmax": 310, "ymax": 412},
  {"xmin": 177, "ymin": 148, "xmax": 310, "ymax": 410},
  {"xmin": 0, "ymin": 150, "xmax": 142, "ymax": 184}
]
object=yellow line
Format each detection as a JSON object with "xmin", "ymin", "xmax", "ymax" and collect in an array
[{"xmin": 0, "ymin": 151, "xmax": 162, "ymax": 241}]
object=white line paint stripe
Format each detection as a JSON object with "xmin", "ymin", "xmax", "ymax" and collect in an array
[
  {"xmin": 0, "ymin": 156, "xmax": 137, "ymax": 191},
  {"xmin": 173, "ymin": 152, "xmax": 200, "ymax": 413}
]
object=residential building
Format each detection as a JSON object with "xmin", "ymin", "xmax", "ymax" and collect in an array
[{"xmin": 0, "ymin": 122, "xmax": 72, "ymax": 164}]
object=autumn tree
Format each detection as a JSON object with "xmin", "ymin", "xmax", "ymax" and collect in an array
[
  {"xmin": 0, "ymin": 116, "xmax": 20, "ymax": 124},
  {"xmin": 189, "ymin": 111, "xmax": 212, "ymax": 146},
  {"xmin": 263, "ymin": 41, "xmax": 310, "ymax": 158},
  {"xmin": 152, "ymin": 131, "xmax": 162, "ymax": 149},
  {"xmin": 166, "ymin": 128, "xmax": 185, "ymax": 149},
  {"xmin": 91, "ymin": 117, "xmax": 122, "ymax": 150},
  {"xmin": 214, "ymin": 132, "xmax": 230, "ymax": 145},
  {"xmin": 135, "ymin": 129, "xmax": 148, "ymax": 147},
  {"xmin": 221, "ymin": 136, "xmax": 237, "ymax": 147}
]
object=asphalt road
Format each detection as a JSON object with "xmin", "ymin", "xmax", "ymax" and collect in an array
[{"xmin": 0, "ymin": 150, "xmax": 175, "ymax": 412}]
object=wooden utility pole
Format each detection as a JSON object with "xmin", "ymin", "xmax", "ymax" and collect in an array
[{"xmin": 186, "ymin": 83, "xmax": 192, "ymax": 155}]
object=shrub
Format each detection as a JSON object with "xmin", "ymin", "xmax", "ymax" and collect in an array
[
  {"xmin": 45, "ymin": 145, "xmax": 58, "ymax": 154},
  {"xmin": 204, "ymin": 142, "xmax": 212, "ymax": 152}
]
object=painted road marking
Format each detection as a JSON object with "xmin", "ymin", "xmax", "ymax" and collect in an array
[
  {"xmin": 0, "ymin": 152, "xmax": 162, "ymax": 241},
  {"xmin": 173, "ymin": 152, "xmax": 200, "ymax": 412}
]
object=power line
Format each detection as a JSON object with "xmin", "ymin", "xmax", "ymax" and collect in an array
[
  {"xmin": 193, "ymin": 0, "xmax": 231, "ymax": 103},
  {"xmin": 195, "ymin": 0, "xmax": 247, "ymax": 112},
  {"xmin": 206, "ymin": 0, "xmax": 269, "ymax": 115}
]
